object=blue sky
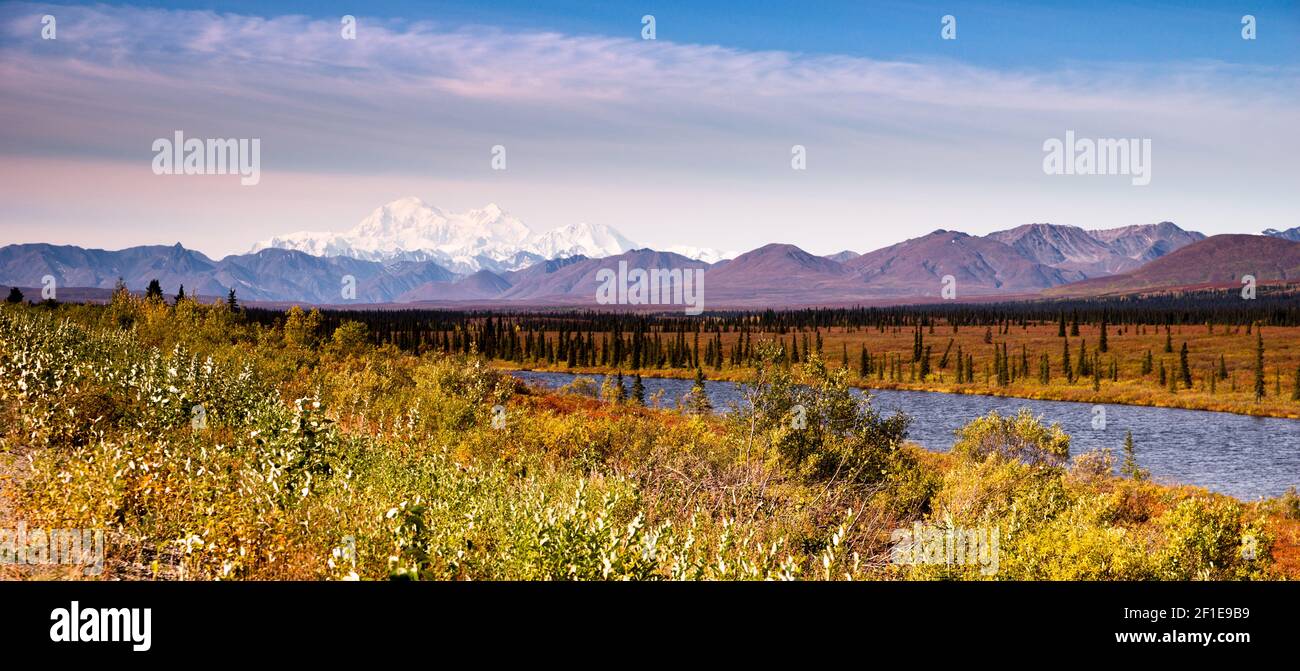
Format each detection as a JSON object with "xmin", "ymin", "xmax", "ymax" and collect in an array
[
  {"xmin": 1, "ymin": 1, "xmax": 1297, "ymax": 257},
  {"xmin": 96, "ymin": 0, "xmax": 1300, "ymax": 66},
  {"xmin": 96, "ymin": 0, "xmax": 1300, "ymax": 65}
]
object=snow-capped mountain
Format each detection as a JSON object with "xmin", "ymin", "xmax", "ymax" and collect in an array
[
  {"xmin": 528, "ymin": 221, "xmax": 638, "ymax": 260},
  {"xmin": 661, "ymin": 245, "xmax": 737, "ymax": 264},
  {"xmin": 251, "ymin": 198, "xmax": 638, "ymax": 274}
]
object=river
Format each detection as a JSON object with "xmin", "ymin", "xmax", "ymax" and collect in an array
[{"xmin": 508, "ymin": 370, "xmax": 1300, "ymax": 500}]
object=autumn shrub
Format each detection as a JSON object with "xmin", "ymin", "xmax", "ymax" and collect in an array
[
  {"xmin": 1269, "ymin": 486, "xmax": 1300, "ymax": 520},
  {"xmin": 1068, "ymin": 447, "xmax": 1115, "ymax": 485},
  {"xmin": 733, "ymin": 349, "xmax": 915, "ymax": 484},
  {"xmin": 951, "ymin": 409, "xmax": 1070, "ymax": 467},
  {"xmin": 1154, "ymin": 497, "xmax": 1273, "ymax": 580}
]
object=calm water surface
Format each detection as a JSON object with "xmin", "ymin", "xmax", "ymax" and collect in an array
[{"xmin": 509, "ymin": 370, "xmax": 1300, "ymax": 500}]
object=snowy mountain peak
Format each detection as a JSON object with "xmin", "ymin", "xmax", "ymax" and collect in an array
[
  {"xmin": 251, "ymin": 198, "xmax": 637, "ymax": 274},
  {"xmin": 530, "ymin": 221, "xmax": 638, "ymax": 259},
  {"xmin": 662, "ymin": 245, "xmax": 737, "ymax": 264}
]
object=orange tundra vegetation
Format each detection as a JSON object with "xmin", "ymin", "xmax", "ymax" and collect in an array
[{"xmin": 1, "ymin": 293, "xmax": 1296, "ymax": 580}]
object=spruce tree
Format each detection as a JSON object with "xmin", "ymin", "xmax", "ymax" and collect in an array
[
  {"xmin": 227, "ymin": 288, "xmax": 238, "ymax": 310},
  {"xmin": 939, "ymin": 338, "xmax": 954, "ymax": 370},
  {"xmin": 1254, "ymin": 329, "xmax": 1266, "ymax": 401},
  {"xmin": 632, "ymin": 374, "xmax": 645, "ymax": 406},
  {"xmin": 145, "ymin": 279, "xmax": 163, "ymax": 301},
  {"xmin": 688, "ymin": 368, "xmax": 712, "ymax": 414},
  {"xmin": 5, "ymin": 287, "xmax": 22, "ymax": 304},
  {"xmin": 1121, "ymin": 431, "xmax": 1147, "ymax": 480},
  {"xmin": 1179, "ymin": 342, "xmax": 1192, "ymax": 389}
]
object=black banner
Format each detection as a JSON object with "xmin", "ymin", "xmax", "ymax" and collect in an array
[{"xmin": 0, "ymin": 581, "xmax": 1291, "ymax": 661}]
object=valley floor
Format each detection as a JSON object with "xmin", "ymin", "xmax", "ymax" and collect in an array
[{"xmin": 3, "ymin": 300, "xmax": 1298, "ymax": 580}]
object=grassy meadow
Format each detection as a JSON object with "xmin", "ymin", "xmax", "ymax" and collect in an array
[{"xmin": 2, "ymin": 293, "xmax": 1298, "ymax": 580}]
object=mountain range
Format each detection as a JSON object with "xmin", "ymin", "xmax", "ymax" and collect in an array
[
  {"xmin": 987, "ymin": 221, "xmax": 1204, "ymax": 276},
  {"xmin": 1045, "ymin": 234, "xmax": 1300, "ymax": 297},
  {"xmin": 0, "ymin": 243, "xmax": 457, "ymax": 304},
  {"xmin": 1264, "ymin": 226, "xmax": 1300, "ymax": 242},
  {"xmin": 3, "ymin": 197, "xmax": 1290, "ymax": 307},
  {"xmin": 250, "ymin": 197, "xmax": 644, "ymax": 274}
]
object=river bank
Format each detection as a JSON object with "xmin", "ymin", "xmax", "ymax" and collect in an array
[
  {"xmin": 492, "ymin": 362, "xmax": 1300, "ymax": 420},
  {"xmin": 506, "ymin": 368, "xmax": 1300, "ymax": 501}
]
